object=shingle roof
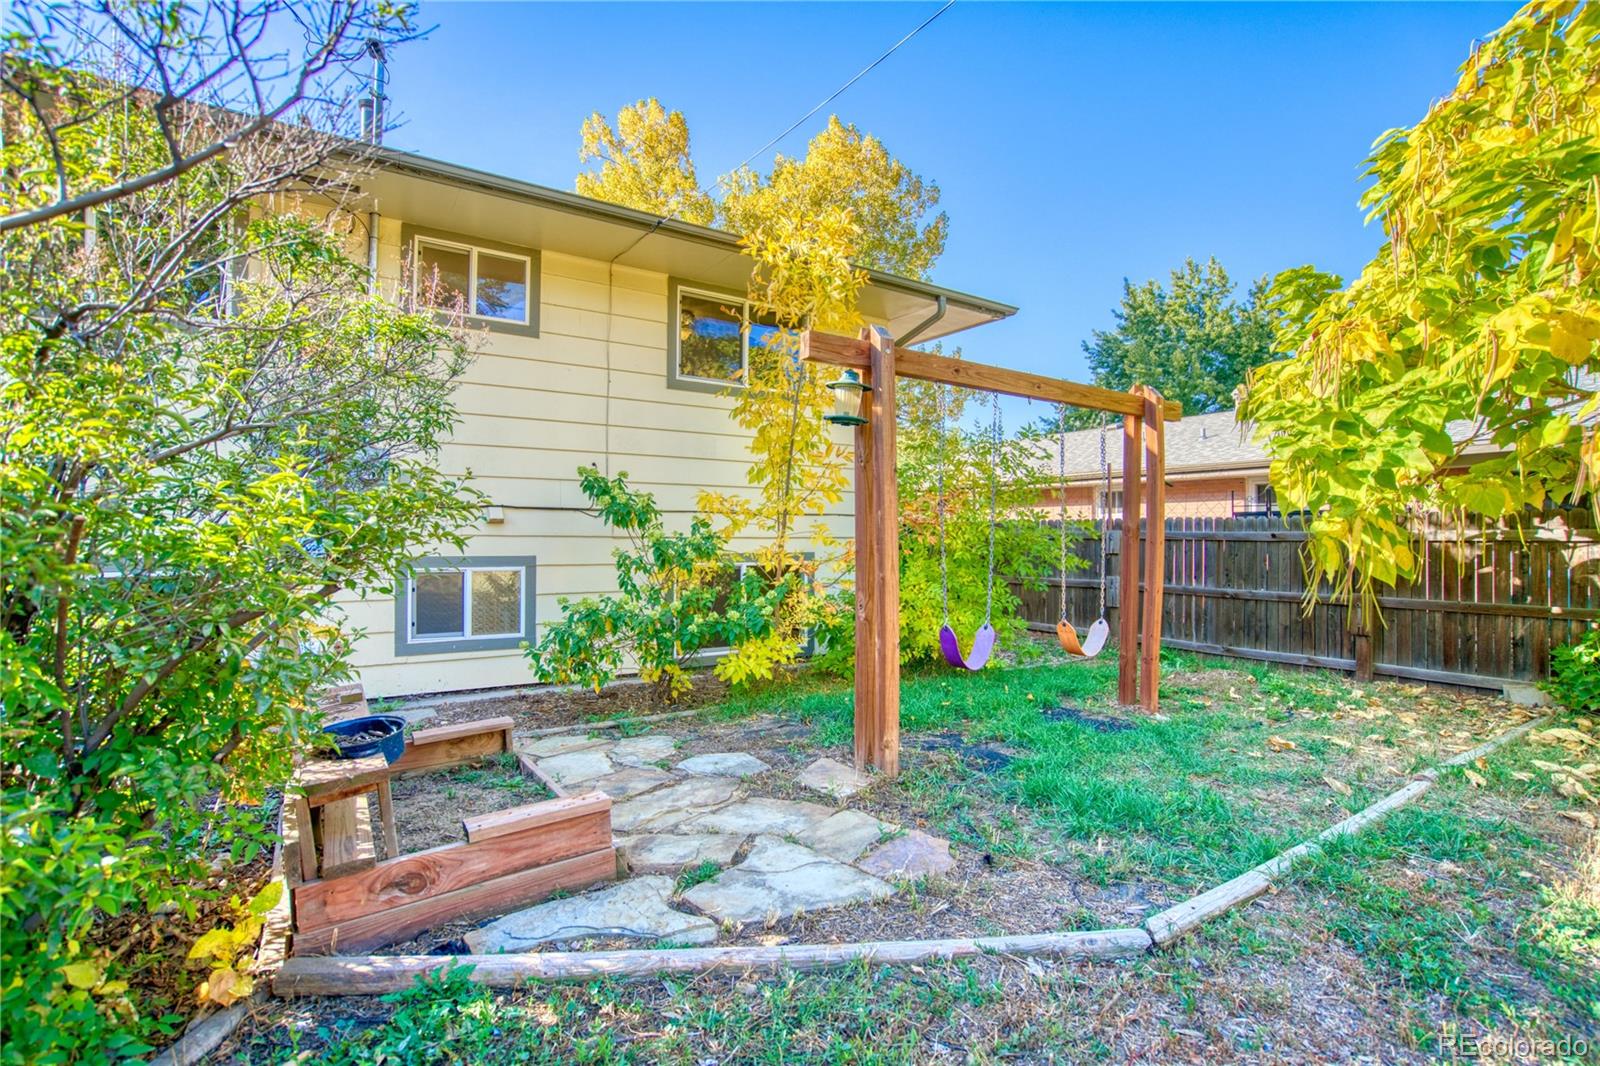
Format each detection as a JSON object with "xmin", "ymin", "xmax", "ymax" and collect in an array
[
  {"xmin": 1027, "ymin": 406, "xmax": 1541, "ymax": 483},
  {"xmin": 1030, "ymin": 409, "xmax": 1265, "ymax": 482}
]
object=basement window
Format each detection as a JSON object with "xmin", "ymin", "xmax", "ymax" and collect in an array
[{"xmin": 394, "ymin": 556, "xmax": 536, "ymax": 656}]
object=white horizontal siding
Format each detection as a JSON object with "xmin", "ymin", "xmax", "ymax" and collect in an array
[{"xmin": 345, "ymin": 224, "xmax": 855, "ymax": 698}]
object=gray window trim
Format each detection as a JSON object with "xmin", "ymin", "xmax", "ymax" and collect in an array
[
  {"xmin": 667, "ymin": 277, "xmax": 751, "ymax": 394},
  {"xmin": 393, "ymin": 555, "xmax": 537, "ymax": 657},
  {"xmin": 401, "ymin": 223, "xmax": 540, "ymax": 338}
]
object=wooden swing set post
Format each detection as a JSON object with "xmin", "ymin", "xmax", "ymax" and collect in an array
[
  {"xmin": 1118, "ymin": 408, "xmax": 1143, "ymax": 706},
  {"xmin": 802, "ymin": 329, "xmax": 1176, "ymax": 777},
  {"xmin": 1138, "ymin": 385, "xmax": 1168, "ymax": 713}
]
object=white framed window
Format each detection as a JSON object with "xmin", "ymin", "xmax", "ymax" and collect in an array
[
  {"xmin": 394, "ymin": 556, "xmax": 535, "ymax": 656},
  {"xmin": 1097, "ymin": 489, "xmax": 1125, "ymax": 518},
  {"xmin": 1248, "ymin": 479, "xmax": 1278, "ymax": 512},
  {"xmin": 413, "ymin": 237, "xmax": 531, "ymax": 324},
  {"xmin": 401, "ymin": 224, "xmax": 540, "ymax": 337},
  {"xmin": 667, "ymin": 278, "xmax": 779, "ymax": 393}
]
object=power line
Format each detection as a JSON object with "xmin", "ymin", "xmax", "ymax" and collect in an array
[{"xmin": 725, "ymin": 0, "xmax": 956, "ymax": 175}]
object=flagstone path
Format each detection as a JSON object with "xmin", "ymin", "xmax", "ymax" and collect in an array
[{"xmin": 468, "ymin": 734, "xmax": 959, "ymax": 950}]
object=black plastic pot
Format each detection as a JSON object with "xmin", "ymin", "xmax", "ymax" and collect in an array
[{"xmin": 322, "ymin": 714, "xmax": 407, "ymax": 764}]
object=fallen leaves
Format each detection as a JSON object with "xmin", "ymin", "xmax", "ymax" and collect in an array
[
  {"xmin": 1558, "ymin": 809, "xmax": 1597, "ymax": 829},
  {"xmin": 1323, "ymin": 774, "xmax": 1352, "ymax": 797},
  {"xmin": 1463, "ymin": 768, "xmax": 1488, "ymax": 789},
  {"xmin": 1531, "ymin": 727, "xmax": 1596, "ymax": 748},
  {"xmin": 1267, "ymin": 735, "xmax": 1297, "ymax": 753}
]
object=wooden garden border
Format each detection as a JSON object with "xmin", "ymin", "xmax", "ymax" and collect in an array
[{"xmin": 270, "ymin": 714, "xmax": 1549, "ymax": 998}]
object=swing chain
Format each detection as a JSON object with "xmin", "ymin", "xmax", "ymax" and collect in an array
[
  {"xmin": 1057, "ymin": 406, "xmax": 1068, "ymax": 622},
  {"xmin": 985, "ymin": 398, "xmax": 1000, "ymax": 625},
  {"xmin": 936, "ymin": 386, "xmax": 950, "ymax": 624},
  {"xmin": 1099, "ymin": 421, "xmax": 1112, "ymax": 619}
]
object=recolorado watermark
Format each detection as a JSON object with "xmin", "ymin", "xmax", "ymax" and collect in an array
[{"xmin": 1438, "ymin": 1022, "xmax": 1590, "ymax": 1061}]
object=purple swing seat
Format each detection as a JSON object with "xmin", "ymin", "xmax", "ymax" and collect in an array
[{"xmin": 939, "ymin": 621, "xmax": 996, "ymax": 671}]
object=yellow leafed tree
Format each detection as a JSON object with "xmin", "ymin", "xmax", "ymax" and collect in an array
[
  {"xmin": 576, "ymin": 98, "xmax": 716, "ymax": 226},
  {"xmin": 1240, "ymin": 0, "xmax": 1599, "ymax": 615},
  {"xmin": 574, "ymin": 107, "xmax": 949, "ymax": 685}
]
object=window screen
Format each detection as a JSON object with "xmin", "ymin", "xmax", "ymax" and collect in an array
[
  {"xmin": 413, "ymin": 571, "xmax": 465, "ymax": 638},
  {"xmin": 470, "ymin": 569, "xmax": 522, "ymax": 636},
  {"xmin": 416, "ymin": 241, "xmax": 470, "ymax": 314}
]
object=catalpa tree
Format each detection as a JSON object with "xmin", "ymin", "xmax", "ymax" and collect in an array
[{"xmin": 1241, "ymin": 0, "xmax": 1599, "ymax": 610}]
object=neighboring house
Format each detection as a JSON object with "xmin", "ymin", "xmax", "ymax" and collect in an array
[
  {"xmin": 1029, "ymin": 408, "xmax": 1514, "ymax": 521},
  {"xmin": 328, "ymin": 147, "xmax": 1016, "ymax": 698}
]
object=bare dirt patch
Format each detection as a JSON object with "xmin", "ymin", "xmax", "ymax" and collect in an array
[{"xmin": 385, "ymin": 753, "xmax": 553, "ymax": 855}]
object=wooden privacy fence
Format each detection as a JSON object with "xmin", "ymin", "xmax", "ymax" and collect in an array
[{"xmin": 1014, "ymin": 507, "xmax": 1600, "ymax": 690}]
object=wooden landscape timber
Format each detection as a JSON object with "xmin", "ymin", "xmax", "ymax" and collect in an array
[
  {"xmin": 285, "ymin": 717, "xmax": 615, "ymax": 956},
  {"xmin": 274, "ymin": 927, "xmax": 1155, "ymax": 995},
  {"xmin": 803, "ymin": 326, "xmax": 1174, "ymax": 774},
  {"xmin": 271, "ymin": 716, "xmax": 1546, "ymax": 998},
  {"xmin": 390, "ymin": 716, "xmax": 515, "ymax": 773}
]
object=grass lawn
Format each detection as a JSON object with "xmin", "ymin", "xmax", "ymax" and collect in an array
[{"xmin": 222, "ymin": 647, "xmax": 1598, "ymax": 1064}]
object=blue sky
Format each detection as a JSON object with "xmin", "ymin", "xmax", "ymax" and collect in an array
[{"xmin": 385, "ymin": 1, "xmax": 1515, "ymax": 425}]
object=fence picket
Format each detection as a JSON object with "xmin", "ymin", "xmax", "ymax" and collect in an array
[{"xmin": 1017, "ymin": 505, "xmax": 1597, "ymax": 689}]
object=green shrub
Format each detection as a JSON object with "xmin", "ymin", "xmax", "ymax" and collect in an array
[
  {"xmin": 1544, "ymin": 628, "xmax": 1600, "ymax": 713},
  {"xmin": 1, "ymin": 9, "xmax": 474, "ymax": 1058},
  {"xmin": 525, "ymin": 467, "xmax": 787, "ymax": 701}
]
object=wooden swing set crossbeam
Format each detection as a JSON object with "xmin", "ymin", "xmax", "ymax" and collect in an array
[
  {"xmin": 803, "ymin": 327, "xmax": 1175, "ymax": 779},
  {"xmin": 801, "ymin": 331, "xmax": 1183, "ymax": 422}
]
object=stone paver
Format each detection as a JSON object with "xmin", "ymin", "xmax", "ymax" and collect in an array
[
  {"xmin": 464, "ymin": 876, "xmax": 716, "ymax": 951},
  {"xmin": 856, "ymin": 829, "xmax": 955, "ymax": 880},
  {"xmin": 610, "ymin": 776, "xmax": 741, "ymax": 832},
  {"xmin": 610, "ymin": 735, "xmax": 677, "ymax": 767},
  {"xmin": 796, "ymin": 757, "xmax": 873, "ymax": 799},
  {"xmin": 616, "ymin": 833, "xmax": 746, "ymax": 875},
  {"xmin": 676, "ymin": 752, "xmax": 770, "ymax": 778},
  {"xmin": 797, "ymin": 809, "xmax": 891, "ymax": 863},
  {"xmin": 589, "ymin": 766, "xmax": 677, "ymax": 801},
  {"xmin": 681, "ymin": 836, "xmax": 892, "ymax": 924},
  {"xmin": 519, "ymin": 733, "xmax": 611, "ymax": 758},
  {"xmin": 678, "ymin": 797, "xmax": 834, "ymax": 836},
  {"xmin": 536, "ymin": 748, "xmax": 615, "ymax": 787}
]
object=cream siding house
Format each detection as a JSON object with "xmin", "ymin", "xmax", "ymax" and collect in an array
[{"xmin": 327, "ymin": 149, "xmax": 1015, "ymax": 698}]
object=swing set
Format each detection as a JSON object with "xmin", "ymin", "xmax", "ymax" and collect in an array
[{"xmin": 804, "ymin": 326, "xmax": 1179, "ymax": 777}]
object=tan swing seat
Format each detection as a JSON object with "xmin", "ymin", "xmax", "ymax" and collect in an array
[{"xmin": 1058, "ymin": 617, "xmax": 1110, "ymax": 658}]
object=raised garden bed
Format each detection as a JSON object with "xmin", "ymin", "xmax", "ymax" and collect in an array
[{"xmin": 284, "ymin": 716, "xmax": 615, "ymax": 955}]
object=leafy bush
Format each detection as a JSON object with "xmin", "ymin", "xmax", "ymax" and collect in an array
[
  {"xmin": 1545, "ymin": 628, "xmax": 1600, "ymax": 712},
  {"xmin": 526, "ymin": 467, "xmax": 788, "ymax": 701},
  {"xmin": 1, "ymin": 8, "xmax": 476, "ymax": 1059}
]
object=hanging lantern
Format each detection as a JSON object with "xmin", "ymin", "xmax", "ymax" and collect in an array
[{"xmin": 822, "ymin": 369, "xmax": 871, "ymax": 426}]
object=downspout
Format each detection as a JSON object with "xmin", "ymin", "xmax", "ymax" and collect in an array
[
  {"xmin": 603, "ymin": 216, "xmax": 670, "ymax": 476},
  {"xmin": 896, "ymin": 293, "xmax": 946, "ymax": 347},
  {"xmin": 367, "ymin": 211, "xmax": 380, "ymax": 293},
  {"xmin": 365, "ymin": 42, "xmax": 385, "ymax": 295}
]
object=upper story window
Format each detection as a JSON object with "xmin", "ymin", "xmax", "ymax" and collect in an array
[
  {"xmin": 401, "ymin": 224, "xmax": 540, "ymax": 338},
  {"xmin": 667, "ymin": 278, "xmax": 780, "ymax": 394}
]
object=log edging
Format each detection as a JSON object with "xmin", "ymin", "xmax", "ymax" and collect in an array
[{"xmin": 269, "ymin": 713, "xmax": 1550, "ymax": 998}]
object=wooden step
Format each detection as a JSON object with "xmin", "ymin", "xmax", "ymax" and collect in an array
[{"xmin": 319, "ymin": 795, "xmax": 377, "ymax": 879}]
